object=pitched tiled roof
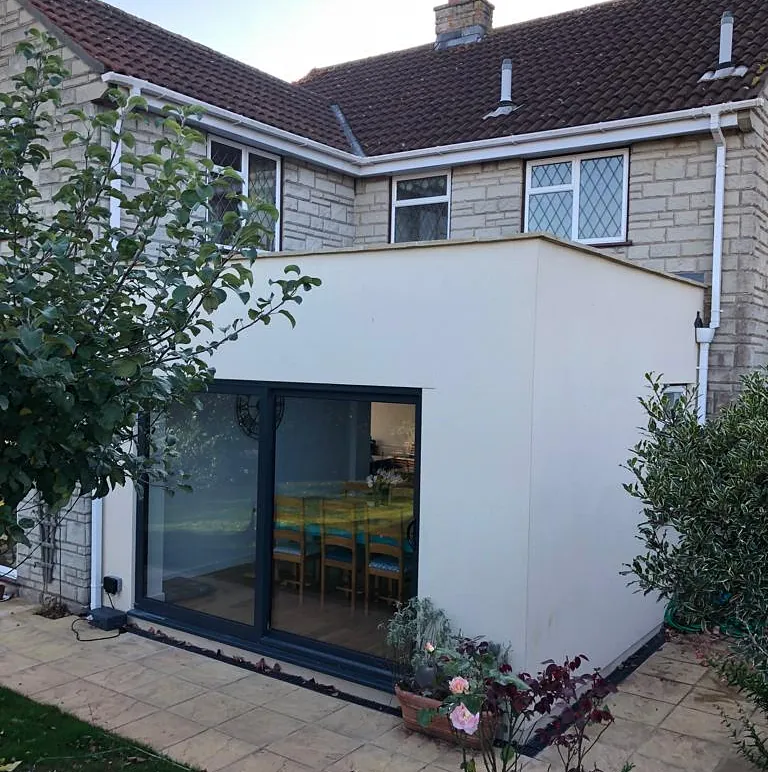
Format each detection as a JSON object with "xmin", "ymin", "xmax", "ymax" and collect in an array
[
  {"xmin": 22, "ymin": 0, "xmax": 768, "ymax": 158},
  {"xmin": 22, "ymin": 0, "xmax": 353, "ymax": 152},
  {"xmin": 299, "ymin": 0, "xmax": 768, "ymax": 154}
]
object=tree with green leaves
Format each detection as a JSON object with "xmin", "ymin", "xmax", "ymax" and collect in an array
[{"xmin": 0, "ymin": 30, "xmax": 320, "ymax": 554}]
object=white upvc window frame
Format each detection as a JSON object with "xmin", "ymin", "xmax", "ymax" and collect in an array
[
  {"xmin": 207, "ymin": 135, "xmax": 282, "ymax": 252},
  {"xmin": 390, "ymin": 171, "xmax": 452, "ymax": 244},
  {"xmin": 524, "ymin": 149, "xmax": 630, "ymax": 246}
]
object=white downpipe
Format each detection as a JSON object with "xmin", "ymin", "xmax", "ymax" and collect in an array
[
  {"xmin": 90, "ymin": 84, "xmax": 141, "ymax": 610},
  {"xmin": 710, "ymin": 115, "xmax": 727, "ymax": 330},
  {"xmin": 696, "ymin": 328, "xmax": 715, "ymax": 423},
  {"xmin": 89, "ymin": 497, "xmax": 103, "ymax": 610},
  {"xmin": 696, "ymin": 112, "xmax": 728, "ymax": 424}
]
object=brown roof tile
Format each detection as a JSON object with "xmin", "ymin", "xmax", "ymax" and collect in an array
[
  {"xmin": 299, "ymin": 0, "xmax": 768, "ymax": 154},
  {"xmin": 22, "ymin": 0, "xmax": 768, "ymax": 158},
  {"xmin": 22, "ymin": 0, "xmax": 353, "ymax": 151}
]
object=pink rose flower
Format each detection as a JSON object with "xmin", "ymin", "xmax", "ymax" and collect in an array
[
  {"xmin": 449, "ymin": 676, "xmax": 470, "ymax": 695},
  {"xmin": 424, "ymin": 642, "xmax": 435, "ymax": 653},
  {"xmin": 449, "ymin": 702, "xmax": 480, "ymax": 735}
]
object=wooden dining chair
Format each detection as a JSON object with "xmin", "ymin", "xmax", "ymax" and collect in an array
[
  {"xmin": 364, "ymin": 511, "xmax": 405, "ymax": 615},
  {"xmin": 320, "ymin": 498, "xmax": 363, "ymax": 611},
  {"xmin": 272, "ymin": 495, "xmax": 319, "ymax": 604}
]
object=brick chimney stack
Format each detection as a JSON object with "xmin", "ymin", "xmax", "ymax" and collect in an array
[{"xmin": 434, "ymin": 0, "xmax": 494, "ymax": 49}]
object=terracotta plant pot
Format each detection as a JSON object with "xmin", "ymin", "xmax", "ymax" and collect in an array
[{"xmin": 395, "ymin": 685, "xmax": 493, "ymax": 750}]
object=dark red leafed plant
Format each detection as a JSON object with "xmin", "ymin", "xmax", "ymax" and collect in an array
[{"xmin": 533, "ymin": 656, "xmax": 618, "ymax": 772}]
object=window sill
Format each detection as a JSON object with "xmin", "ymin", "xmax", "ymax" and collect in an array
[{"xmin": 587, "ymin": 240, "xmax": 633, "ymax": 249}]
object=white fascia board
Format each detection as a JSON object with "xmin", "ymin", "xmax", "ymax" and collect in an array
[
  {"xmin": 101, "ymin": 73, "xmax": 762, "ymax": 178},
  {"xmin": 357, "ymin": 105, "xmax": 759, "ymax": 176},
  {"xmin": 102, "ymin": 73, "xmax": 363, "ymax": 175}
]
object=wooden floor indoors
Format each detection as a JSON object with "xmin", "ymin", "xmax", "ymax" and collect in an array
[{"xmin": 164, "ymin": 564, "xmax": 396, "ymax": 658}]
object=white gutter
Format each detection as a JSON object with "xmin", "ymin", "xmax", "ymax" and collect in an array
[
  {"xmin": 102, "ymin": 73, "xmax": 363, "ymax": 175},
  {"xmin": 695, "ymin": 111, "xmax": 728, "ymax": 424},
  {"xmin": 100, "ymin": 73, "xmax": 763, "ymax": 178}
]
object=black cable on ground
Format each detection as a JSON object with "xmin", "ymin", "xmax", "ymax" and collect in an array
[
  {"xmin": 70, "ymin": 616, "xmax": 121, "ymax": 642},
  {"xmin": 70, "ymin": 592, "xmax": 123, "ymax": 642}
]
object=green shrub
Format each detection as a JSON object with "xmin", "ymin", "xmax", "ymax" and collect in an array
[
  {"xmin": 626, "ymin": 372, "xmax": 768, "ymax": 631},
  {"xmin": 626, "ymin": 371, "xmax": 768, "ymax": 767}
]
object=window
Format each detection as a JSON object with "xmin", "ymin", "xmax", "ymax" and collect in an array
[
  {"xmin": 208, "ymin": 138, "xmax": 281, "ymax": 251},
  {"xmin": 525, "ymin": 151, "xmax": 629, "ymax": 245},
  {"xmin": 392, "ymin": 173, "xmax": 450, "ymax": 243}
]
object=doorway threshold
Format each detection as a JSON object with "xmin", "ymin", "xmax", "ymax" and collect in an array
[{"xmin": 127, "ymin": 610, "xmax": 398, "ymax": 713}]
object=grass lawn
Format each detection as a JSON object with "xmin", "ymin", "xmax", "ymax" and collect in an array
[{"xmin": 0, "ymin": 687, "xmax": 198, "ymax": 771}]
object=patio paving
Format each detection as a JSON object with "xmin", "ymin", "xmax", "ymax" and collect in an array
[{"xmin": 0, "ymin": 599, "xmax": 760, "ymax": 772}]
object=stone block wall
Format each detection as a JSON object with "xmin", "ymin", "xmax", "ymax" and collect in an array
[
  {"xmin": 451, "ymin": 160, "xmax": 524, "ymax": 239},
  {"xmin": 354, "ymin": 178, "xmax": 391, "ymax": 246},
  {"xmin": 609, "ymin": 125, "xmax": 768, "ymax": 411},
  {"xmin": 282, "ymin": 160, "xmax": 355, "ymax": 251},
  {"xmin": 1, "ymin": 0, "xmax": 105, "ymax": 223},
  {"xmin": 16, "ymin": 495, "xmax": 92, "ymax": 608}
]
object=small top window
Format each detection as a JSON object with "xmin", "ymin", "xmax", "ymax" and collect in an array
[
  {"xmin": 392, "ymin": 173, "xmax": 450, "ymax": 243},
  {"xmin": 525, "ymin": 151, "xmax": 629, "ymax": 245}
]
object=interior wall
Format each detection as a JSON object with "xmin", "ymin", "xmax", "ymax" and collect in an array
[
  {"xmin": 275, "ymin": 397, "xmax": 371, "ymax": 488},
  {"xmin": 370, "ymin": 402, "xmax": 416, "ymax": 453}
]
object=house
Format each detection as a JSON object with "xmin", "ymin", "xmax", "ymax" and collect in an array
[{"xmin": 0, "ymin": 0, "xmax": 762, "ymax": 686}]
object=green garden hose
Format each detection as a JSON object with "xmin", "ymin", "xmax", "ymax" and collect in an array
[{"xmin": 664, "ymin": 601, "xmax": 747, "ymax": 638}]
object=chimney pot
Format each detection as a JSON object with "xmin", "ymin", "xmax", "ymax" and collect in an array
[
  {"xmin": 719, "ymin": 10, "xmax": 734, "ymax": 66},
  {"xmin": 434, "ymin": 0, "xmax": 494, "ymax": 49}
]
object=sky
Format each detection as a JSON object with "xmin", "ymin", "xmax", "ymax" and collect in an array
[{"xmin": 104, "ymin": 0, "xmax": 611, "ymax": 82}]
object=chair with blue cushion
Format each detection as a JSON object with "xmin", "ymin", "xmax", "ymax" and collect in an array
[
  {"xmin": 273, "ymin": 495, "xmax": 318, "ymax": 605},
  {"xmin": 320, "ymin": 498, "xmax": 363, "ymax": 612},
  {"xmin": 364, "ymin": 513, "xmax": 405, "ymax": 615}
]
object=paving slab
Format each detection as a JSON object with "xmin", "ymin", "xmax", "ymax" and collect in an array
[{"xmin": 0, "ymin": 601, "xmax": 760, "ymax": 772}]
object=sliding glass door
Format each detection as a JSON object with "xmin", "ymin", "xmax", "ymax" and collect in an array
[
  {"xmin": 138, "ymin": 382, "xmax": 420, "ymax": 671},
  {"xmin": 271, "ymin": 396, "xmax": 417, "ymax": 658},
  {"xmin": 144, "ymin": 390, "xmax": 263, "ymax": 627}
]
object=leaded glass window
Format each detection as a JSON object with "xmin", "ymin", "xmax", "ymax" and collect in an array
[
  {"xmin": 392, "ymin": 174, "xmax": 450, "ymax": 243},
  {"xmin": 525, "ymin": 152, "xmax": 627, "ymax": 244},
  {"xmin": 578, "ymin": 156, "xmax": 624, "ymax": 241},
  {"xmin": 528, "ymin": 191, "xmax": 573, "ymax": 240},
  {"xmin": 208, "ymin": 138, "xmax": 280, "ymax": 250}
]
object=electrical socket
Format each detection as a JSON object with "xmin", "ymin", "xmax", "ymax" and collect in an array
[{"xmin": 102, "ymin": 575, "xmax": 122, "ymax": 595}]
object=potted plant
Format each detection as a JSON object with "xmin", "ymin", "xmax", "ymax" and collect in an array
[
  {"xmin": 383, "ymin": 599, "xmax": 501, "ymax": 748},
  {"xmin": 383, "ymin": 597, "xmax": 456, "ymax": 741}
]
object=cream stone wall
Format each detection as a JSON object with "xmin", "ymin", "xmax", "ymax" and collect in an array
[{"xmin": 281, "ymin": 160, "xmax": 355, "ymax": 251}]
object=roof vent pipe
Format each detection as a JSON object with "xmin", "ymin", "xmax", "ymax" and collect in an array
[
  {"xmin": 719, "ymin": 10, "xmax": 734, "ymax": 66},
  {"xmin": 501, "ymin": 58, "xmax": 512, "ymax": 103}
]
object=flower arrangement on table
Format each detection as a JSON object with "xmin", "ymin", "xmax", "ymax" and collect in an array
[{"xmin": 366, "ymin": 469, "xmax": 404, "ymax": 502}]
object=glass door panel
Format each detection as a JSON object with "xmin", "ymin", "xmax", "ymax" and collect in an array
[
  {"xmin": 271, "ymin": 396, "xmax": 417, "ymax": 657},
  {"xmin": 145, "ymin": 392, "xmax": 261, "ymax": 626}
]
